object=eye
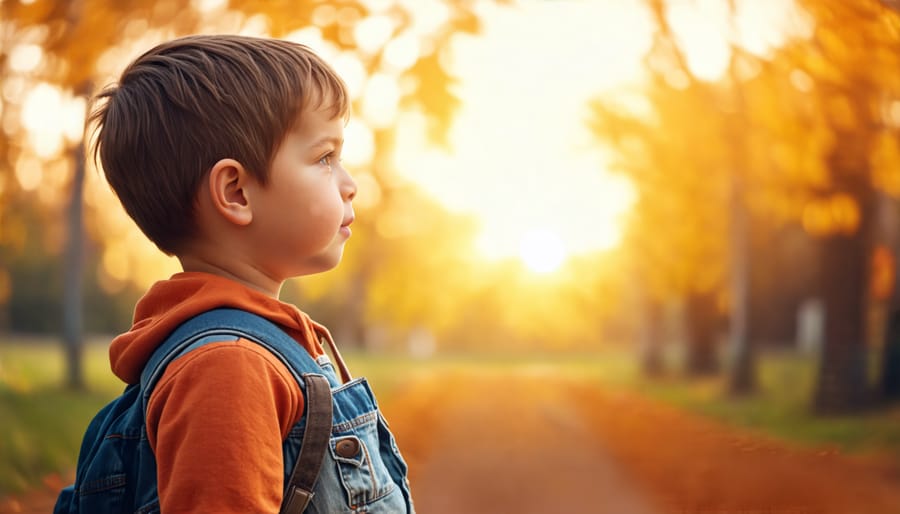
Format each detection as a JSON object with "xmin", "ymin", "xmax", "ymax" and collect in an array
[{"xmin": 318, "ymin": 153, "xmax": 333, "ymax": 167}]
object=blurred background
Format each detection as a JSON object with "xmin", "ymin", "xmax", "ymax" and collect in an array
[{"xmin": 3, "ymin": 0, "xmax": 900, "ymax": 513}]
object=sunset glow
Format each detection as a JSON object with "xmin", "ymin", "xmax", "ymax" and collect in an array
[
  {"xmin": 518, "ymin": 228, "xmax": 566, "ymax": 274},
  {"xmin": 395, "ymin": 1, "xmax": 648, "ymax": 271},
  {"xmin": 20, "ymin": 83, "xmax": 86, "ymax": 160},
  {"xmin": 8, "ymin": 0, "xmax": 812, "ymax": 290},
  {"xmin": 390, "ymin": 0, "xmax": 805, "ymax": 273}
]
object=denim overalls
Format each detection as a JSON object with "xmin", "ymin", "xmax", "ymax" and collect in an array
[
  {"xmin": 282, "ymin": 345, "xmax": 415, "ymax": 513},
  {"xmin": 54, "ymin": 308, "xmax": 415, "ymax": 514},
  {"xmin": 177, "ymin": 309, "xmax": 416, "ymax": 514}
]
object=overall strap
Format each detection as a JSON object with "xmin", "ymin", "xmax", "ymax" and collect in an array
[
  {"xmin": 139, "ymin": 308, "xmax": 334, "ymax": 514},
  {"xmin": 311, "ymin": 322, "xmax": 353, "ymax": 384},
  {"xmin": 281, "ymin": 373, "xmax": 331, "ymax": 514}
]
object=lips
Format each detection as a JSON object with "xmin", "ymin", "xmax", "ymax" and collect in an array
[{"xmin": 340, "ymin": 214, "xmax": 354, "ymax": 237}]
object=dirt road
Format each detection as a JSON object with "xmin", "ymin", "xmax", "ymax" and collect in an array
[
  {"xmin": 385, "ymin": 370, "xmax": 662, "ymax": 514},
  {"xmin": 384, "ymin": 370, "xmax": 900, "ymax": 514},
  {"xmin": 5, "ymin": 369, "xmax": 900, "ymax": 514}
]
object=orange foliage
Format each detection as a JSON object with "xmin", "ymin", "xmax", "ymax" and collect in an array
[
  {"xmin": 870, "ymin": 244, "xmax": 896, "ymax": 301},
  {"xmin": 591, "ymin": 0, "xmax": 900, "ymax": 304}
]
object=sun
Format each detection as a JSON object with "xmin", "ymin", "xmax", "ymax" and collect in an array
[{"xmin": 518, "ymin": 229, "xmax": 567, "ymax": 274}]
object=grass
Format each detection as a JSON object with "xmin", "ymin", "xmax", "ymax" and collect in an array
[
  {"xmin": 0, "ymin": 339, "xmax": 122, "ymax": 496},
  {"xmin": 629, "ymin": 350, "xmax": 900, "ymax": 458},
  {"xmin": 348, "ymin": 347, "xmax": 900, "ymax": 457},
  {"xmin": 2, "ymin": 337, "xmax": 899, "ymax": 498}
]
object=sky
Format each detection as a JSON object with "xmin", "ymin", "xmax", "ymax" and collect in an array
[
  {"xmin": 392, "ymin": 0, "xmax": 805, "ymax": 271},
  {"xmin": 394, "ymin": 1, "xmax": 651, "ymax": 266}
]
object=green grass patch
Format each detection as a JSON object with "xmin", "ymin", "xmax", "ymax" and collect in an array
[
  {"xmin": 629, "ymin": 351, "xmax": 900, "ymax": 459},
  {"xmin": 0, "ymin": 338, "xmax": 121, "ymax": 496}
]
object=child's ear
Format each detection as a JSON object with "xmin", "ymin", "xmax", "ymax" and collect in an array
[{"xmin": 207, "ymin": 158, "xmax": 253, "ymax": 226}]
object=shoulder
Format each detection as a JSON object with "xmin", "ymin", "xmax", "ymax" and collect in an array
[
  {"xmin": 148, "ymin": 339, "xmax": 305, "ymax": 436},
  {"xmin": 169, "ymin": 338, "xmax": 296, "ymax": 380}
]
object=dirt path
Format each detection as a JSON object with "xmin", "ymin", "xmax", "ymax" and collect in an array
[
  {"xmin": 384, "ymin": 371, "xmax": 662, "ymax": 514},
  {"xmin": 569, "ymin": 384, "xmax": 900, "ymax": 514},
  {"xmin": 384, "ymin": 370, "xmax": 900, "ymax": 514},
  {"xmin": 5, "ymin": 369, "xmax": 900, "ymax": 514}
]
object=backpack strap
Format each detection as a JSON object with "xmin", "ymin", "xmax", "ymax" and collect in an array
[
  {"xmin": 139, "ymin": 308, "xmax": 335, "ymax": 514},
  {"xmin": 140, "ymin": 308, "xmax": 331, "ymax": 397}
]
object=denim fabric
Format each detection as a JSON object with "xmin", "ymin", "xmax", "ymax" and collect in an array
[
  {"xmin": 285, "ymin": 356, "xmax": 415, "ymax": 513},
  {"xmin": 53, "ymin": 383, "xmax": 161, "ymax": 514},
  {"xmin": 54, "ymin": 308, "xmax": 414, "ymax": 514}
]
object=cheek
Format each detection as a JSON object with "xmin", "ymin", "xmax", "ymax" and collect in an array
[{"xmin": 305, "ymin": 195, "xmax": 344, "ymax": 224}]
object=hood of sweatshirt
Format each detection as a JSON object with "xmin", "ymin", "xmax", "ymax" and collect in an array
[{"xmin": 110, "ymin": 272, "xmax": 325, "ymax": 384}]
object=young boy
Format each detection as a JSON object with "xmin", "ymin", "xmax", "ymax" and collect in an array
[{"xmin": 88, "ymin": 35, "xmax": 414, "ymax": 513}]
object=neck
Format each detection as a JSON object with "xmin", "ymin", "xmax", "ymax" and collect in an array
[{"xmin": 178, "ymin": 252, "xmax": 282, "ymax": 298}]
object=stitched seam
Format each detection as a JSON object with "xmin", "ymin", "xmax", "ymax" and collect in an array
[{"xmin": 332, "ymin": 411, "xmax": 377, "ymax": 433}]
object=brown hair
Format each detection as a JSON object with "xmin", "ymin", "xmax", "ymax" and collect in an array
[{"xmin": 89, "ymin": 35, "xmax": 349, "ymax": 255}]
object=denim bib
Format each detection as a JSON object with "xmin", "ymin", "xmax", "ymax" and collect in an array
[{"xmin": 284, "ymin": 355, "xmax": 415, "ymax": 513}]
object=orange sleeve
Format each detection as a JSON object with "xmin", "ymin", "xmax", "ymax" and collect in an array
[{"xmin": 146, "ymin": 339, "xmax": 304, "ymax": 514}]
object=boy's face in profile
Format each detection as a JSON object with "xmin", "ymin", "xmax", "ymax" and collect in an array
[{"xmin": 246, "ymin": 107, "xmax": 357, "ymax": 280}]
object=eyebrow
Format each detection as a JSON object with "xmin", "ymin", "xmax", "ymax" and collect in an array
[{"xmin": 309, "ymin": 136, "xmax": 343, "ymax": 151}]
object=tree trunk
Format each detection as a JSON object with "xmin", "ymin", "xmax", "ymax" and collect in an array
[
  {"xmin": 637, "ymin": 288, "xmax": 664, "ymax": 377},
  {"xmin": 877, "ymin": 193, "xmax": 900, "ymax": 401},
  {"xmin": 881, "ymin": 310, "xmax": 900, "ymax": 400},
  {"xmin": 685, "ymin": 289, "xmax": 720, "ymax": 376},
  {"xmin": 813, "ymin": 182, "xmax": 874, "ymax": 414},
  {"xmin": 723, "ymin": 35, "xmax": 756, "ymax": 395},
  {"xmin": 63, "ymin": 91, "xmax": 88, "ymax": 390},
  {"xmin": 727, "ymin": 178, "xmax": 756, "ymax": 395}
]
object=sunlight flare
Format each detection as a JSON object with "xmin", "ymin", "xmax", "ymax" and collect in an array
[
  {"xmin": 395, "ymin": 2, "xmax": 644, "ymax": 262},
  {"xmin": 519, "ymin": 229, "xmax": 566, "ymax": 274}
]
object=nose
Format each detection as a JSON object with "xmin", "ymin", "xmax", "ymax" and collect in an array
[{"xmin": 340, "ymin": 166, "xmax": 357, "ymax": 202}]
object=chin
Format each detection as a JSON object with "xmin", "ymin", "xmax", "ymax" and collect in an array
[{"xmin": 299, "ymin": 254, "xmax": 344, "ymax": 276}]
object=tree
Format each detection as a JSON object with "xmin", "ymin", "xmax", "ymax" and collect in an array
[
  {"xmin": 589, "ymin": 0, "xmax": 900, "ymax": 413},
  {"xmin": 590, "ymin": 0, "xmax": 749, "ymax": 379},
  {"xmin": 781, "ymin": 0, "xmax": 900, "ymax": 413}
]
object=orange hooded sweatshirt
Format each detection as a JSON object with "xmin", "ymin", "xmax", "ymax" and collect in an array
[{"xmin": 110, "ymin": 272, "xmax": 329, "ymax": 514}]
